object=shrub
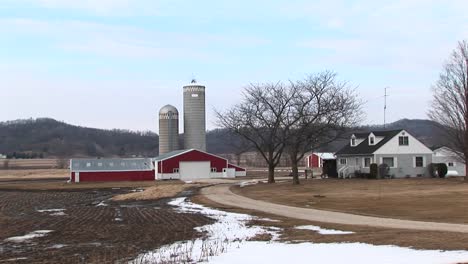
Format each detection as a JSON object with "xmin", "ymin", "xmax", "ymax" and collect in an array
[
  {"xmin": 437, "ymin": 163, "xmax": 448, "ymax": 178},
  {"xmin": 369, "ymin": 163, "xmax": 378, "ymax": 179},
  {"xmin": 378, "ymin": 163, "xmax": 389, "ymax": 178}
]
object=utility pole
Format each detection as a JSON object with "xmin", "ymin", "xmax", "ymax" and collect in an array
[{"xmin": 384, "ymin": 87, "xmax": 389, "ymax": 129}]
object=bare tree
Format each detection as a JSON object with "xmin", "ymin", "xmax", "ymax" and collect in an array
[
  {"xmin": 428, "ymin": 40, "xmax": 468, "ymax": 179},
  {"xmin": 216, "ymin": 82, "xmax": 297, "ymax": 183},
  {"xmin": 285, "ymin": 72, "xmax": 363, "ymax": 184}
]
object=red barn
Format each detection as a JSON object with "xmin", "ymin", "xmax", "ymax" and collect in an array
[
  {"xmin": 70, "ymin": 158, "xmax": 154, "ymax": 182},
  {"xmin": 155, "ymin": 149, "xmax": 246, "ymax": 180},
  {"xmin": 305, "ymin": 152, "xmax": 336, "ymax": 168}
]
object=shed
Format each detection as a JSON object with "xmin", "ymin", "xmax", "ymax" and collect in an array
[
  {"xmin": 70, "ymin": 158, "xmax": 154, "ymax": 182},
  {"xmin": 154, "ymin": 149, "xmax": 246, "ymax": 180},
  {"xmin": 305, "ymin": 152, "xmax": 336, "ymax": 168}
]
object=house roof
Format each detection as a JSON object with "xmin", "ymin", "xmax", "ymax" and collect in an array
[{"xmin": 335, "ymin": 130, "xmax": 403, "ymax": 155}]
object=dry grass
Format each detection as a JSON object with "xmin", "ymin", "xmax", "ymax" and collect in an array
[
  {"xmin": 0, "ymin": 169, "xmax": 68, "ymax": 180},
  {"xmin": 232, "ymin": 178, "xmax": 468, "ymax": 224},
  {"xmin": 112, "ymin": 183, "xmax": 205, "ymax": 201},
  {"xmin": 193, "ymin": 193, "xmax": 468, "ymax": 251},
  {"xmin": 0, "ymin": 179, "xmax": 181, "ymax": 190}
]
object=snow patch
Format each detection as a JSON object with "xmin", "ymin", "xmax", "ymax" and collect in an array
[
  {"xmin": 5, "ymin": 230, "xmax": 53, "ymax": 243},
  {"xmin": 48, "ymin": 244, "xmax": 67, "ymax": 249},
  {"xmin": 295, "ymin": 225, "xmax": 355, "ymax": 235},
  {"xmin": 207, "ymin": 242, "xmax": 468, "ymax": 264},
  {"xmin": 132, "ymin": 197, "xmax": 279, "ymax": 263},
  {"xmin": 184, "ymin": 180, "xmax": 193, "ymax": 184},
  {"xmin": 50, "ymin": 212, "xmax": 67, "ymax": 216},
  {"xmin": 96, "ymin": 201, "xmax": 108, "ymax": 207},
  {"xmin": 37, "ymin": 209, "xmax": 65, "ymax": 213},
  {"xmin": 239, "ymin": 180, "xmax": 258, "ymax": 187},
  {"xmin": 114, "ymin": 218, "xmax": 123, "ymax": 222}
]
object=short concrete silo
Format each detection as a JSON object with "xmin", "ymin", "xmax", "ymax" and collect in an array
[
  {"xmin": 159, "ymin": 104, "xmax": 179, "ymax": 154},
  {"xmin": 183, "ymin": 80, "xmax": 206, "ymax": 151}
]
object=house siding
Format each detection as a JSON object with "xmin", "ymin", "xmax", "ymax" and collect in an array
[
  {"xmin": 374, "ymin": 153, "xmax": 432, "ymax": 178},
  {"xmin": 336, "ymin": 155, "xmax": 374, "ymax": 177}
]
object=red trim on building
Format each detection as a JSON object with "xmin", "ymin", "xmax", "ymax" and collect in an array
[{"xmin": 71, "ymin": 171, "xmax": 154, "ymax": 182}]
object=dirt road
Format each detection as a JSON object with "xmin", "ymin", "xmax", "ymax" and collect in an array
[{"xmin": 201, "ymin": 184, "xmax": 468, "ymax": 233}]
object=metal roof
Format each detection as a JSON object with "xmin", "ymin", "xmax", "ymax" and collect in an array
[{"xmin": 71, "ymin": 158, "xmax": 153, "ymax": 172}]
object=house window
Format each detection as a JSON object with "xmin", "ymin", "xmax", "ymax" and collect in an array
[
  {"xmin": 351, "ymin": 138, "xmax": 356, "ymax": 146},
  {"xmin": 399, "ymin": 136, "xmax": 409, "ymax": 146},
  {"xmin": 364, "ymin": 158, "xmax": 371, "ymax": 168},
  {"xmin": 382, "ymin": 157, "xmax": 394, "ymax": 167},
  {"xmin": 173, "ymin": 168, "xmax": 179, "ymax": 173},
  {"xmin": 369, "ymin": 137, "xmax": 375, "ymax": 145},
  {"xmin": 211, "ymin": 167, "xmax": 217, "ymax": 172},
  {"xmin": 415, "ymin": 157, "xmax": 424, "ymax": 167},
  {"xmin": 340, "ymin": 158, "xmax": 347, "ymax": 165},
  {"xmin": 448, "ymin": 162, "xmax": 454, "ymax": 167}
]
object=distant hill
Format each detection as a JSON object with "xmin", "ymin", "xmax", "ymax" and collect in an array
[
  {"xmin": 0, "ymin": 118, "xmax": 158, "ymax": 158},
  {"xmin": 0, "ymin": 118, "xmax": 450, "ymax": 158}
]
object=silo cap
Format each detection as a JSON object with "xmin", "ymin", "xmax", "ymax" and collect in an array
[{"xmin": 159, "ymin": 104, "xmax": 178, "ymax": 114}]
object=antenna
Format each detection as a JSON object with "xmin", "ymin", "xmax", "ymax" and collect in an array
[{"xmin": 384, "ymin": 87, "xmax": 389, "ymax": 129}]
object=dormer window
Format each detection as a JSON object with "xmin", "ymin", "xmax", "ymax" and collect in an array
[
  {"xmin": 350, "ymin": 135, "xmax": 357, "ymax": 147},
  {"xmin": 369, "ymin": 137, "xmax": 375, "ymax": 145}
]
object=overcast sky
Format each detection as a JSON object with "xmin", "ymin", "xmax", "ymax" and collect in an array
[{"xmin": 1, "ymin": 1, "xmax": 467, "ymax": 132}]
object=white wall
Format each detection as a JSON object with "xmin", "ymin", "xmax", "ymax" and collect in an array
[{"xmin": 374, "ymin": 130, "xmax": 433, "ymax": 155}]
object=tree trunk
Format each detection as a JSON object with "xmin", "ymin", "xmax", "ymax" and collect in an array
[
  {"xmin": 290, "ymin": 153, "xmax": 300, "ymax": 185},
  {"xmin": 268, "ymin": 163, "xmax": 275, "ymax": 183},
  {"xmin": 465, "ymin": 161, "xmax": 468, "ymax": 181}
]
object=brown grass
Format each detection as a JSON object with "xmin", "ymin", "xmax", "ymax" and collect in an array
[
  {"xmin": 112, "ymin": 183, "xmax": 205, "ymax": 201},
  {"xmin": 193, "ymin": 193, "xmax": 468, "ymax": 251},
  {"xmin": 232, "ymin": 178, "xmax": 468, "ymax": 224},
  {"xmin": 0, "ymin": 169, "xmax": 68, "ymax": 180}
]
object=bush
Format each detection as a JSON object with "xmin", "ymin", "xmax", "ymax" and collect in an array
[
  {"xmin": 437, "ymin": 163, "xmax": 448, "ymax": 178},
  {"xmin": 378, "ymin": 163, "xmax": 389, "ymax": 178},
  {"xmin": 369, "ymin": 163, "xmax": 378, "ymax": 179}
]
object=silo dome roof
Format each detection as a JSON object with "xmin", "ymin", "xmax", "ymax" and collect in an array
[{"xmin": 159, "ymin": 104, "xmax": 178, "ymax": 114}]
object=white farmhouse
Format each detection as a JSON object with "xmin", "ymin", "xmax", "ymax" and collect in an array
[{"xmin": 335, "ymin": 129, "xmax": 433, "ymax": 178}]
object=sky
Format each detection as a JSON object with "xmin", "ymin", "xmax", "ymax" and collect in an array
[{"xmin": 1, "ymin": 0, "xmax": 467, "ymax": 132}]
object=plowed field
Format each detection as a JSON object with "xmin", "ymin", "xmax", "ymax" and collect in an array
[{"xmin": 0, "ymin": 185, "xmax": 211, "ymax": 263}]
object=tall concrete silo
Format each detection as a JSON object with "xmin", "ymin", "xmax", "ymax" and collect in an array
[
  {"xmin": 159, "ymin": 104, "xmax": 179, "ymax": 154},
  {"xmin": 183, "ymin": 80, "xmax": 206, "ymax": 151}
]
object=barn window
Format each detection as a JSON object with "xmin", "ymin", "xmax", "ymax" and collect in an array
[
  {"xmin": 121, "ymin": 162, "xmax": 125, "ymax": 166},
  {"xmin": 132, "ymin": 162, "xmax": 137, "ymax": 166},
  {"xmin": 86, "ymin": 162, "xmax": 91, "ymax": 167},
  {"xmin": 98, "ymin": 162, "xmax": 103, "ymax": 167},
  {"xmin": 211, "ymin": 167, "xmax": 217, "ymax": 172},
  {"xmin": 109, "ymin": 162, "xmax": 114, "ymax": 167},
  {"xmin": 173, "ymin": 168, "xmax": 179, "ymax": 173}
]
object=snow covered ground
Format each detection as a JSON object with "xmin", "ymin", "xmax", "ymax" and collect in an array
[{"xmin": 132, "ymin": 197, "xmax": 468, "ymax": 264}]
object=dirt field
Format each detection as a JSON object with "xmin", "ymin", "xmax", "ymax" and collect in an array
[
  {"xmin": 232, "ymin": 178, "xmax": 468, "ymax": 224},
  {"xmin": 0, "ymin": 180, "xmax": 212, "ymax": 263},
  {"xmin": 193, "ymin": 193, "xmax": 468, "ymax": 251}
]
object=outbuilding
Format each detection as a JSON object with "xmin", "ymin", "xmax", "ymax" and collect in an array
[
  {"xmin": 70, "ymin": 158, "xmax": 154, "ymax": 182},
  {"xmin": 154, "ymin": 149, "xmax": 246, "ymax": 180}
]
